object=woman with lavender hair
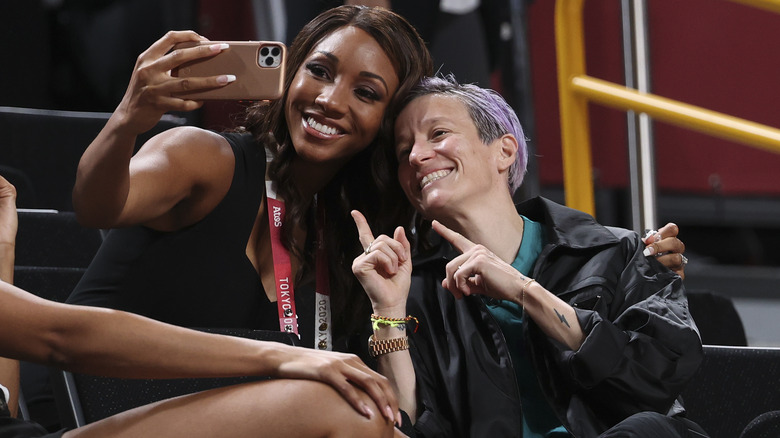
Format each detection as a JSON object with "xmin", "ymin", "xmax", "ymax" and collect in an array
[{"xmin": 351, "ymin": 76, "xmax": 706, "ymax": 437}]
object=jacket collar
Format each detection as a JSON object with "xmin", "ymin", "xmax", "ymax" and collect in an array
[
  {"xmin": 412, "ymin": 197, "xmax": 619, "ymax": 267},
  {"xmin": 516, "ymin": 196, "xmax": 619, "ymax": 250}
]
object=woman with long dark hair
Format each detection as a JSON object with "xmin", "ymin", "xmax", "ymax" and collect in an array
[{"xmin": 67, "ymin": 5, "xmax": 431, "ymax": 430}]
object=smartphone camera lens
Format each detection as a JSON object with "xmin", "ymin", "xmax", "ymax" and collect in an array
[{"xmin": 258, "ymin": 44, "xmax": 282, "ymax": 68}]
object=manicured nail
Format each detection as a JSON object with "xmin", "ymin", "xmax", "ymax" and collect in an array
[
  {"xmin": 210, "ymin": 43, "xmax": 229, "ymax": 52},
  {"xmin": 643, "ymin": 246, "xmax": 654, "ymax": 257},
  {"xmin": 363, "ymin": 404, "xmax": 375, "ymax": 419},
  {"xmin": 217, "ymin": 75, "xmax": 236, "ymax": 84},
  {"xmin": 385, "ymin": 406, "xmax": 394, "ymax": 421},
  {"xmin": 396, "ymin": 411, "xmax": 403, "ymax": 427}
]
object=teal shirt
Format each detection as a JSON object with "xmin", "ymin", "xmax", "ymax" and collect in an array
[{"xmin": 482, "ymin": 216, "xmax": 570, "ymax": 437}]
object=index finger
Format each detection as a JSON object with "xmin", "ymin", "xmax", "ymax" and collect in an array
[
  {"xmin": 148, "ymin": 30, "xmax": 206, "ymax": 58},
  {"xmin": 432, "ymin": 220, "xmax": 475, "ymax": 253},
  {"xmin": 159, "ymin": 42, "xmax": 231, "ymax": 75},
  {"xmin": 350, "ymin": 210, "xmax": 376, "ymax": 250}
]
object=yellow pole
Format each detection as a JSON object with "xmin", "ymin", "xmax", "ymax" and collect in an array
[
  {"xmin": 555, "ymin": 0, "xmax": 596, "ymax": 216},
  {"xmin": 727, "ymin": 0, "xmax": 780, "ymax": 14},
  {"xmin": 554, "ymin": 0, "xmax": 780, "ymax": 218},
  {"xmin": 571, "ymin": 76, "xmax": 780, "ymax": 155}
]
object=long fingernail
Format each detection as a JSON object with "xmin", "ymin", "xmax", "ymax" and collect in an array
[
  {"xmin": 385, "ymin": 406, "xmax": 394, "ymax": 421},
  {"xmin": 643, "ymin": 246, "xmax": 654, "ymax": 257},
  {"xmin": 396, "ymin": 411, "xmax": 403, "ymax": 427},
  {"xmin": 363, "ymin": 404, "xmax": 375, "ymax": 419},
  {"xmin": 217, "ymin": 74, "xmax": 236, "ymax": 84},
  {"xmin": 210, "ymin": 43, "xmax": 229, "ymax": 52}
]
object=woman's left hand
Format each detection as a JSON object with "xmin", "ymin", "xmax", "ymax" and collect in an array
[{"xmin": 432, "ymin": 220, "xmax": 529, "ymax": 303}]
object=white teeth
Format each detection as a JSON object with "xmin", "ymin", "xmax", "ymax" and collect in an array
[
  {"xmin": 306, "ymin": 117, "xmax": 338, "ymax": 135},
  {"xmin": 420, "ymin": 170, "xmax": 451, "ymax": 189}
]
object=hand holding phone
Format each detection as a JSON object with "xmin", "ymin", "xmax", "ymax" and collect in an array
[{"xmin": 171, "ymin": 41, "xmax": 286, "ymax": 101}]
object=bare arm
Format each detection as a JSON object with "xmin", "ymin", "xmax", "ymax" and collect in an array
[
  {"xmin": 0, "ymin": 178, "xmax": 399, "ymax": 421},
  {"xmin": 352, "ymin": 211, "xmax": 417, "ymax": 422},
  {"xmin": 518, "ymin": 281, "xmax": 585, "ymax": 350},
  {"xmin": 436, "ymin": 219, "xmax": 685, "ymax": 351},
  {"xmin": 0, "ymin": 175, "xmax": 18, "ymax": 417},
  {"xmin": 373, "ymin": 312, "xmax": 417, "ymax": 423},
  {"xmin": 0, "ymin": 176, "xmax": 16, "ymax": 283},
  {"xmin": 72, "ymin": 31, "xmax": 236, "ymax": 229},
  {"xmin": 77, "ymin": 126, "xmax": 235, "ymax": 231},
  {"xmin": 433, "ymin": 221, "xmax": 586, "ymax": 351},
  {"xmin": 0, "ymin": 282, "xmax": 282, "ymax": 378},
  {"xmin": 0, "ymin": 280, "xmax": 400, "ymax": 421}
]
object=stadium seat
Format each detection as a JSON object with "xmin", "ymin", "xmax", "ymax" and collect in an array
[
  {"xmin": 687, "ymin": 289, "xmax": 748, "ymax": 346},
  {"xmin": 0, "ymin": 106, "xmax": 186, "ymax": 211},
  {"xmin": 682, "ymin": 345, "xmax": 780, "ymax": 438}
]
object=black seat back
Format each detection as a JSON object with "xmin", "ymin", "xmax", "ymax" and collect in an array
[{"xmin": 682, "ymin": 345, "xmax": 780, "ymax": 438}]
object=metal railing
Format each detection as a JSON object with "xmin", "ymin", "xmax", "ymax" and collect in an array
[{"xmin": 555, "ymin": 0, "xmax": 780, "ymax": 218}]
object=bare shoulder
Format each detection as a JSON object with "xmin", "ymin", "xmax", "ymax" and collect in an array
[
  {"xmin": 141, "ymin": 126, "xmax": 232, "ymax": 159},
  {"xmin": 137, "ymin": 126, "xmax": 235, "ymax": 183},
  {"xmin": 129, "ymin": 127, "xmax": 238, "ymax": 229}
]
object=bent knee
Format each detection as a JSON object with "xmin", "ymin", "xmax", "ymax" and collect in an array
[{"xmin": 277, "ymin": 380, "xmax": 395, "ymax": 438}]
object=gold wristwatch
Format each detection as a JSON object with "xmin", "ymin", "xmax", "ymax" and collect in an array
[{"xmin": 368, "ymin": 335, "xmax": 409, "ymax": 357}]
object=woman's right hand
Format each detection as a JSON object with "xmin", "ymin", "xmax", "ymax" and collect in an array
[
  {"xmin": 274, "ymin": 344, "xmax": 401, "ymax": 425},
  {"xmin": 114, "ymin": 30, "xmax": 232, "ymax": 135},
  {"xmin": 350, "ymin": 211, "xmax": 412, "ymax": 314},
  {"xmin": 74, "ymin": 31, "xmax": 239, "ymax": 229}
]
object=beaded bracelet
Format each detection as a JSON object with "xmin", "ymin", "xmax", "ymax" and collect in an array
[{"xmin": 371, "ymin": 314, "xmax": 420, "ymax": 333}]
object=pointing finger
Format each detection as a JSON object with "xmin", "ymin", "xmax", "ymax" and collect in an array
[
  {"xmin": 432, "ymin": 220, "xmax": 475, "ymax": 253},
  {"xmin": 350, "ymin": 210, "xmax": 376, "ymax": 250}
]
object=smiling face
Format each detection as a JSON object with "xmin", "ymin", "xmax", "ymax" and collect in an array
[
  {"xmin": 284, "ymin": 26, "xmax": 399, "ymax": 168},
  {"xmin": 394, "ymin": 94, "xmax": 509, "ymax": 220}
]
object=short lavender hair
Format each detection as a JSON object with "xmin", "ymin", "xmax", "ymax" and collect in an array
[{"xmin": 396, "ymin": 75, "xmax": 528, "ymax": 193}]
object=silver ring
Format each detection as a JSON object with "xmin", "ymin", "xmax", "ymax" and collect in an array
[
  {"xmin": 364, "ymin": 240, "xmax": 374, "ymax": 255},
  {"xmin": 681, "ymin": 254, "xmax": 688, "ymax": 266}
]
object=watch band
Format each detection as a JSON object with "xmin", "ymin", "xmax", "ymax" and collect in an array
[{"xmin": 368, "ymin": 335, "xmax": 409, "ymax": 357}]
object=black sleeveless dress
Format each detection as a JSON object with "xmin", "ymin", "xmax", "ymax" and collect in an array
[{"xmin": 67, "ymin": 132, "xmax": 318, "ymax": 347}]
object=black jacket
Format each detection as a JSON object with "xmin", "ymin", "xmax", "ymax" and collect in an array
[{"xmin": 407, "ymin": 197, "xmax": 703, "ymax": 438}]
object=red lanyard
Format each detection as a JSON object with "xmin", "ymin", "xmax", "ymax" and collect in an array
[{"xmin": 265, "ymin": 181, "xmax": 332, "ymax": 349}]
